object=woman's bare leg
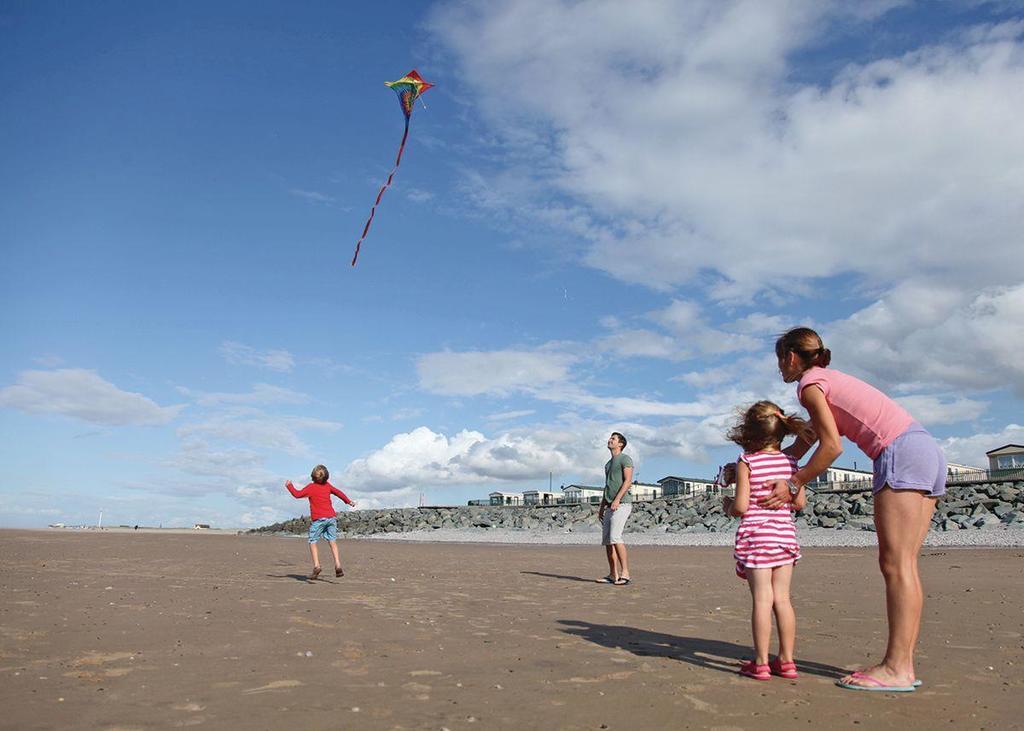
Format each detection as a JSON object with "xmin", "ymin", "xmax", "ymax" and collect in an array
[{"xmin": 841, "ymin": 487, "xmax": 934, "ymax": 687}]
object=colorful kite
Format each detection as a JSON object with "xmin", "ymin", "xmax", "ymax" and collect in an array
[{"xmin": 351, "ymin": 69, "xmax": 434, "ymax": 267}]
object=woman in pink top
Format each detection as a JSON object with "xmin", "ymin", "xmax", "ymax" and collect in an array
[{"xmin": 761, "ymin": 327, "xmax": 946, "ymax": 693}]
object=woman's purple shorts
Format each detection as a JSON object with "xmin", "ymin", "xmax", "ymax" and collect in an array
[{"xmin": 872, "ymin": 423, "xmax": 947, "ymax": 497}]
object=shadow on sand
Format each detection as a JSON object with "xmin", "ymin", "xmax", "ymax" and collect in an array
[
  {"xmin": 520, "ymin": 571, "xmax": 603, "ymax": 583},
  {"xmin": 266, "ymin": 573, "xmax": 339, "ymax": 584},
  {"xmin": 557, "ymin": 619, "xmax": 845, "ymax": 679}
]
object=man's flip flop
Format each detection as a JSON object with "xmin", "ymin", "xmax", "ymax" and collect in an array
[
  {"xmin": 835, "ymin": 671, "xmax": 916, "ymax": 692},
  {"xmin": 598, "ymin": 576, "xmax": 616, "ymax": 584},
  {"xmin": 614, "ymin": 577, "xmax": 631, "ymax": 586}
]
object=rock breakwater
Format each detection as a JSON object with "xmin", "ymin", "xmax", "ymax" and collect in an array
[{"xmin": 254, "ymin": 481, "xmax": 1024, "ymax": 537}]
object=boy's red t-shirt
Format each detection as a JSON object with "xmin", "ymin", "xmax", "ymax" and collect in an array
[{"xmin": 286, "ymin": 481, "xmax": 353, "ymax": 520}]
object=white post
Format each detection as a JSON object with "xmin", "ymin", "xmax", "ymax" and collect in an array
[{"xmin": 98, "ymin": 510, "xmax": 103, "ymax": 529}]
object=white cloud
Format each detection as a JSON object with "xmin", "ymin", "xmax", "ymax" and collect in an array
[
  {"xmin": 430, "ymin": 2, "xmax": 1024, "ymax": 380},
  {"xmin": 290, "ymin": 188, "xmax": 335, "ymax": 204},
  {"xmin": 178, "ymin": 414, "xmax": 341, "ymax": 456},
  {"xmin": 406, "ymin": 188, "xmax": 435, "ymax": 203},
  {"xmin": 941, "ymin": 423, "xmax": 1024, "ymax": 468},
  {"xmin": 0, "ymin": 369, "xmax": 183, "ymax": 426},
  {"xmin": 220, "ymin": 341, "xmax": 296, "ymax": 372},
  {"xmin": 484, "ymin": 409, "xmax": 536, "ymax": 421},
  {"xmin": 181, "ymin": 383, "xmax": 311, "ymax": 407},
  {"xmin": 827, "ymin": 283, "xmax": 1024, "ymax": 395},
  {"xmin": 417, "ymin": 348, "xmax": 576, "ymax": 396},
  {"xmin": 893, "ymin": 394, "xmax": 987, "ymax": 426}
]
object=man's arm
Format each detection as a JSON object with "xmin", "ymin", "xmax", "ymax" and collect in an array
[{"xmin": 610, "ymin": 465, "xmax": 633, "ymax": 509}]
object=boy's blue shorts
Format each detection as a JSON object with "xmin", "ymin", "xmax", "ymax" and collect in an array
[{"xmin": 308, "ymin": 517, "xmax": 338, "ymax": 544}]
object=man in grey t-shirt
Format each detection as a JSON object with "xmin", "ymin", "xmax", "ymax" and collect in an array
[{"xmin": 598, "ymin": 431, "xmax": 634, "ymax": 585}]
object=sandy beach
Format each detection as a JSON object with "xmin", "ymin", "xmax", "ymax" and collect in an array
[{"xmin": 1, "ymin": 529, "xmax": 1021, "ymax": 730}]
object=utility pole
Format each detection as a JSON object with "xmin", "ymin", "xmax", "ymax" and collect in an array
[
  {"xmin": 97, "ymin": 509, "xmax": 103, "ymax": 529},
  {"xmin": 549, "ymin": 471, "xmax": 552, "ymax": 491}
]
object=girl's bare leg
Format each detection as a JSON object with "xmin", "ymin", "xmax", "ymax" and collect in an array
[
  {"xmin": 308, "ymin": 542, "xmax": 320, "ymax": 569},
  {"xmin": 746, "ymin": 568, "xmax": 774, "ymax": 665},
  {"xmin": 841, "ymin": 487, "xmax": 934, "ymax": 687},
  {"xmin": 771, "ymin": 564, "xmax": 796, "ymax": 663},
  {"xmin": 328, "ymin": 540, "xmax": 342, "ymax": 570}
]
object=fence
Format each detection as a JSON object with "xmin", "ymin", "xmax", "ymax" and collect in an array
[{"xmin": 468, "ymin": 469, "xmax": 1022, "ymax": 507}]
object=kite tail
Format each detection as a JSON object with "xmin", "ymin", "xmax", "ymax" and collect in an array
[{"xmin": 352, "ymin": 118, "xmax": 411, "ymax": 267}]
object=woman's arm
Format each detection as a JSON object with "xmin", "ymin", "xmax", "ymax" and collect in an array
[
  {"xmin": 760, "ymin": 385, "xmax": 843, "ymax": 509},
  {"xmin": 731, "ymin": 460, "xmax": 751, "ymax": 516},
  {"xmin": 791, "ymin": 485, "xmax": 807, "ymax": 511}
]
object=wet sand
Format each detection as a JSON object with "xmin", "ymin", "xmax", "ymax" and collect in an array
[{"xmin": 1, "ymin": 530, "xmax": 1021, "ymax": 730}]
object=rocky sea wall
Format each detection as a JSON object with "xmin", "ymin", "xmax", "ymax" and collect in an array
[{"xmin": 254, "ymin": 481, "xmax": 1024, "ymax": 536}]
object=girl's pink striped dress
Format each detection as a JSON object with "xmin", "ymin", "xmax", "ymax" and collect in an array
[{"xmin": 734, "ymin": 451, "xmax": 801, "ymax": 579}]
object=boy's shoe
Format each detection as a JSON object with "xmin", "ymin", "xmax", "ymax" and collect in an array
[
  {"xmin": 309, "ymin": 566, "xmax": 322, "ymax": 580},
  {"xmin": 770, "ymin": 658, "xmax": 799, "ymax": 679},
  {"xmin": 335, "ymin": 568, "xmax": 344, "ymax": 577},
  {"xmin": 739, "ymin": 661, "xmax": 771, "ymax": 680}
]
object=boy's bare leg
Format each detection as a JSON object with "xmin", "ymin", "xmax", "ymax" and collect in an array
[
  {"xmin": 308, "ymin": 542, "xmax": 321, "ymax": 577},
  {"xmin": 329, "ymin": 540, "xmax": 343, "ymax": 574}
]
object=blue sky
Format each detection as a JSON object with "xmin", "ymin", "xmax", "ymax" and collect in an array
[{"xmin": 2, "ymin": 0, "xmax": 1022, "ymax": 528}]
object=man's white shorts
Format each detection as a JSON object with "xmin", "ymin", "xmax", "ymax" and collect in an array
[{"xmin": 601, "ymin": 503, "xmax": 632, "ymax": 545}]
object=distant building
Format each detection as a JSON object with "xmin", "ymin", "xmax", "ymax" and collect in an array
[
  {"xmin": 657, "ymin": 475, "xmax": 716, "ymax": 497},
  {"xmin": 807, "ymin": 466, "xmax": 873, "ymax": 487},
  {"xmin": 947, "ymin": 462, "xmax": 986, "ymax": 479},
  {"xmin": 488, "ymin": 491, "xmax": 523, "ymax": 506},
  {"xmin": 523, "ymin": 490, "xmax": 558, "ymax": 506},
  {"xmin": 986, "ymin": 444, "xmax": 1024, "ymax": 475},
  {"xmin": 561, "ymin": 484, "xmax": 604, "ymax": 505},
  {"xmin": 193, "ymin": 523, "xmax": 211, "ymax": 530},
  {"xmin": 630, "ymin": 482, "xmax": 662, "ymax": 501}
]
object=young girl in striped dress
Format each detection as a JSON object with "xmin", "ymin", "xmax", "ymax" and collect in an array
[{"xmin": 725, "ymin": 401, "xmax": 810, "ymax": 681}]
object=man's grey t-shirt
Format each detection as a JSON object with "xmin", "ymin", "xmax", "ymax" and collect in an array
[{"xmin": 604, "ymin": 452, "xmax": 634, "ymax": 503}]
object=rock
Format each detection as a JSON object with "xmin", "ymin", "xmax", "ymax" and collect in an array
[
  {"xmin": 819, "ymin": 517, "xmax": 838, "ymax": 528},
  {"xmin": 847, "ymin": 518, "xmax": 875, "ymax": 532},
  {"xmin": 974, "ymin": 515, "xmax": 1002, "ymax": 529},
  {"xmin": 993, "ymin": 503, "xmax": 1013, "ymax": 518}
]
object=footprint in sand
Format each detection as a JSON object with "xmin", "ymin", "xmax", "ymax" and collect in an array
[
  {"xmin": 559, "ymin": 670, "xmax": 633, "ymax": 684},
  {"xmin": 242, "ymin": 680, "xmax": 302, "ymax": 694},
  {"xmin": 402, "ymin": 681, "xmax": 431, "ymax": 700}
]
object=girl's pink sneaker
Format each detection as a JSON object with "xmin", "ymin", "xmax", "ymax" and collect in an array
[
  {"xmin": 739, "ymin": 661, "xmax": 771, "ymax": 680},
  {"xmin": 770, "ymin": 658, "xmax": 799, "ymax": 679}
]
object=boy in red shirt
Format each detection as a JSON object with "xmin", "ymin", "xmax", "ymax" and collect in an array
[{"xmin": 285, "ymin": 464, "xmax": 356, "ymax": 579}]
